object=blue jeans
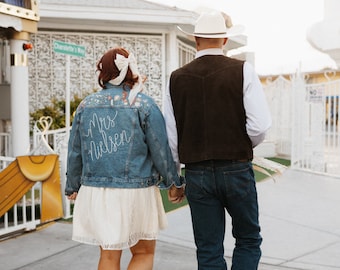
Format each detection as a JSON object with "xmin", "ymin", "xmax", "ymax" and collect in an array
[{"xmin": 185, "ymin": 160, "xmax": 262, "ymax": 270}]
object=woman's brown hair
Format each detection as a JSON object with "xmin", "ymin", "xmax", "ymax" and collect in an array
[{"xmin": 96, "ymin": 47, "xmax": 139, "ymax": 89}]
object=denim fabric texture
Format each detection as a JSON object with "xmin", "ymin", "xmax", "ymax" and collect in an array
[
  {"xmin": 185, "ymin": 160, "xmax": 262, "ymax": 270},
  {"xmin": 65, "ymin": 84, "xmax": 182, "ymax": 195}
]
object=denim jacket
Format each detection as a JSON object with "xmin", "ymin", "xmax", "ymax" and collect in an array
[{"xmin": 65, "ymin": 84, "xmax": 183, "ymax": 196}]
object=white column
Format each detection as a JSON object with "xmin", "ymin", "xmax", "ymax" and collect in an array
[
  {"xmin": 167, "ymin": 28, "xmax": 179, "ymax": 76},
  {"xmin": 9, "ymin": 31, "xmax": 30, "ymax": 156},
  {"xmin": 162, "ymin": 28, "xmax": 178, "ymax": 111}
]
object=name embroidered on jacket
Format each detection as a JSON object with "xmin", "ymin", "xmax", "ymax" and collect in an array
[{"xmin": 85, "ymin": 112, "xmax": 132, "ymax": 161}]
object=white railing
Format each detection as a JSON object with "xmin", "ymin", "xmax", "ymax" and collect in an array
[
  {"xmin": 0, "ymin": 156, "xmax": 42, "ymax": 237},
  {"xmin": 0, "ymin": 156, "xmax": 13, "ymax": 170},
  {"xmin": 0, "ymin": 126, "xmax": 73, "ymax": 238},
  {"xmin": 291, "ymin": 75, "xmax": 340, "ymax": 176},
  {"xmin": 32, "ymin": 126, "xmax": 73, "ymax": 219},
  {"xmin": 264, "ymin": 72, "xmax": 340, "ymax": 177},
  {"xmin": 0, "ymin": 132, "xmax": 11, "ymax": 157},
  {"xmin": 263, "ymin": 76, "xmax": 292, "ymax": 157}
]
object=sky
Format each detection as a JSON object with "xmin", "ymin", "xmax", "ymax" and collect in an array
[{"xmin": 150, "ymin": 0, "xmax": 337, "ymax": 75}]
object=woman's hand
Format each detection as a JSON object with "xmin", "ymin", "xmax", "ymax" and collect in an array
[
  {"xmin": 168, "ymin": 185, "xmax": 185, "ymax": 203},
  {"xmin": 67, "ymin": 192, "xmax": 78, "ymax": 200}
]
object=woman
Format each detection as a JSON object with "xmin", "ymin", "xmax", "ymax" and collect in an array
[{"xmin": 65, "ymin": 47, "xmax": 185, "ymax": 270}]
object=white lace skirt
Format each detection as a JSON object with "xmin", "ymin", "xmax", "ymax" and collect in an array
[{"xmin": 71, "ymin": 185, "xmax": 168, "ymax": 250}]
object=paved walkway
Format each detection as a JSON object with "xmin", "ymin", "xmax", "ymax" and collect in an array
[{"xmin": 1, "ymin": 169, "xmax": 340, "ymax": 270}]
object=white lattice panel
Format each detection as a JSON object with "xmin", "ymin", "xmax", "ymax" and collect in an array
[{"xmin": 29, "ymin": 32, "xmax": 164, "ymax": 112}]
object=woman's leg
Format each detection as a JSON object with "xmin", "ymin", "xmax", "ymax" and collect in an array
[
  {"xmin": 98, "ymin": 247, "xmax": 122, "ymax": 270},
  {"xmin": 128, "ymin": 240, "xmax": 156, "ymax": 270}
]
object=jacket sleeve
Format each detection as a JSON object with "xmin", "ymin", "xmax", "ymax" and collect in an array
[
  {"xmin": 65, "ymin": 109, "xmax": 83, "ymax": 195},
  {"xmin": 144, "ymin": 102, "xmax": 185, "ymax": 189}
]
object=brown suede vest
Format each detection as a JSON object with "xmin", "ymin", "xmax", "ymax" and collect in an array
[{"xmin": 169, "ymin": 55, "xmax": 253, "ymax": 163}]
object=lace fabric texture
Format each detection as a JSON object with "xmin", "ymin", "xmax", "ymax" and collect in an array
[{"xmin": 72, "ymin": 185, "xmax": 168, "ymax": 250}]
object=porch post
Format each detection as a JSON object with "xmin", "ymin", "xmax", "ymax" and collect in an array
[
  {"xmin": 162, "ymin": 28, "xmax": 179, "ymax": 111},
  {"xmin": 167, "ymin": 28, "xmax": 179, "ymax": 76},
  {"xmin": 9, "ymin": 31, "xmax": 30, "ymax": 156}
]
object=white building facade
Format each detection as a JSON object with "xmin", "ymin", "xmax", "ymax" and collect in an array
[{"xmin": 0, "ymin": 0, "xmax": 246, "ymax": 156}]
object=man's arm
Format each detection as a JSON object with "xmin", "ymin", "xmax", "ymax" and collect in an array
[
  {"xmin": 163, "ymin": 83, "xmax": 181, "ymax": 174},
  {"xmin": 243, "ymin": 62, "xmax": 272, "ymax": 147}
]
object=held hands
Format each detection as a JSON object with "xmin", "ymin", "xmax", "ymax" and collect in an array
[
  {"xmin": 67, "ymin": 192, "xmax": 78, "ymax": 200},
  {"xmin": 168, "ymin": 185, "xmax": 185, "ymax": 203}
]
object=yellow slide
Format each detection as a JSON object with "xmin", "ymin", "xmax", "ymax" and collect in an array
[{"xmin": 0, "ymin": 154, "xmax": 63, "ymax": 222}]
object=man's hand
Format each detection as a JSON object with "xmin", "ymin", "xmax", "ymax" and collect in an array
[
  {"xmin": 67, "ymin": 192, "xmax": 78, "ymax": 200},
  {"xmin": 168, "ymin": 185, "xmax": 185, "ymax": 203}
]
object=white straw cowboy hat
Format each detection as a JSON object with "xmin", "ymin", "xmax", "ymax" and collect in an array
[{"xmin": 178, "ymin": 11, "xmax": 244, "ymax": 38}]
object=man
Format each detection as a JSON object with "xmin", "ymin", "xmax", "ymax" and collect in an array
[{"xmin": 163, "ymin": 11, "xmax": 272, "ymax": 270}]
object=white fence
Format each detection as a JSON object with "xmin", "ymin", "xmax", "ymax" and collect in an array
[
  {"xmin": 0, "ymin": 127, "xmax": 71, "ymax": 238},
  {"xmin": 263, "ymin": 76, "xmax": 292, "ymax": 157},
  {"xmin": 31, "ymin": 126, "xmax": 73, "ymax": 218},
  {"xmin": 0, "ymin": 132, "xmax": 11, "ymax": 157},
  {"xmin": 264, "ymin": 72, "xmax": 340, "ymax": 177},
  {"xmin": 291, "ymin": 74, "xmax": 340, "ymax": 176},
  {"xmin": 0, "ymin": 157, "xmax": 42, "ymax": 237}
]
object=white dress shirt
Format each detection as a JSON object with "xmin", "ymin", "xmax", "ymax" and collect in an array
[{"xmin": 163, "ymin": 48, "xmax": 272, "ymax": 171}]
